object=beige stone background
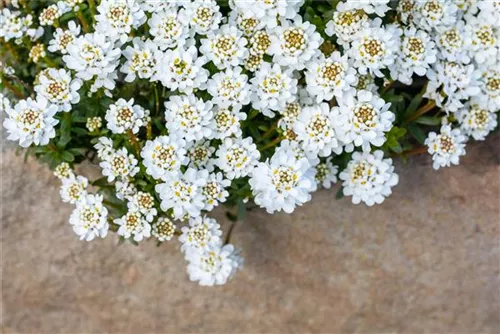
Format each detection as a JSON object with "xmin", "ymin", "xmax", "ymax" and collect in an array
[{"xmin": 1, "ymin": 134, "xmax": 500, "ymax": 333}]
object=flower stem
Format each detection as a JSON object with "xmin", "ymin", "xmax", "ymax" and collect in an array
[
  {"xmin": 259, "ymin": 136, "xmax": 282, "ymax": 151},
  {"xmin": 154, "ymin": 84, "xmax": 160, "ymax": 116},
  {"xmin": 146, "ymin": 122, "xmax": 153, "ymax": 140},
  {"xmin": 405, "ymin": 100, "xmax": 437, "ymax": 123},
  {"xmin": 1, "ymin": 76, "xmax": 25, "ymax": 98},
  {"xmin": 76, "ymin": 11, "xmax": 90, "ymax": 33},
  {"xmin": 397, "ymin": 145, "xmax": 428, "ymax": 157},
  {"xmin": 127, "ymin": 129, "xmax": 141, "ymax": 155},
  {"xmin": 224, "ymin": 220, "xmax": 237, "ymax": 245},
  {"xmin": 259, "ymin": 122, "xmax": 277, "ymax": 142}
]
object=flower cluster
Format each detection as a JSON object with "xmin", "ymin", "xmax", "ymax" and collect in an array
[{"xmin": 1, "ymin": 0, "xmax": 498, "ymax": 286}]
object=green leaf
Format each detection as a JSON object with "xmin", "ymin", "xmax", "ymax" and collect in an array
[
  {"xmin": 415, "ymin": 116, "xmax": 441, "ymax": 126},
  {"xmin": 405, "ymin": 94, "xmax": 423, "ymax": 119},
  {"xmin": 237, "ymin": 199, "xmax": 246, "ymax": 222},
  {"xmin": 61, "ymin": 151, "xmax": 75, "ymax": 162},
  {"xmin": 335, "ymin": 187, "xmax": 344, "ymax": 200},
  {"xmin": 407, "ymin": 124, "xmax": 426, "ymax": 144}
]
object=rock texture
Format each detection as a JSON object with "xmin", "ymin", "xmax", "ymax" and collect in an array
[{"xmin": 1, "ymin": 135, "xmax": 500, "ymax": 333}]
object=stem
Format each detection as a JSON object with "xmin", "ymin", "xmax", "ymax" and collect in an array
[
  {"xmin": 259, "ymin": 136, "xmax": 282, "ymax": 151},
  {"xmin": 405, "ymin": 100, "xmax": 437, "ymax": 123},
  {"xmin": 88, "ymin": 0, "xmax": 97, "ymax": 19},
  {"xmin": 1, "ymin": 77, "xmax": 25, "ymax": 98},
  {"xmin": 154, "ymin": 84, "xmax": 160, "ymax": 116},
  {"xmin": 396, "ymin": 145, "xmax": 428, "ymax": 157},
  {"xmin": 76, "ymin": 11, "xmax": 90, "ymax": 32},
  {"xmin": 2, "ymin": 41, "xmax": 20, "ymax": 60},
  {"xmin": 103, "ymin": 199, "xmax": 124, "ymax": 210},
  {"xmin": 259, "ymin": 122, "xmax": 277, "ymax": 142},
  {"xmin": 127, "ymin": 129, "xmax": 141, "ymax": 155},
  {"xmin": 381, "ymin": 80, "xmax": 396, "ymax": 94},
  {"xmin": 224, "ymin": 220, "xmax": 237, "ymax": 244},
  {"xmin": 146, "ymin": 122, "xmax": 152, "ymax": 140}
]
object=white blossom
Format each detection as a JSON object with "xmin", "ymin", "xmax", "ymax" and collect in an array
[
  {"xmin": 48, "ymin": 21, "xmax": 81, "ymax": 54},
  {"xmin": 3, "ymin": 97, "xmax": 58, "ymax": 147},
  {"xmin": 69, "ymin": 194, "xmax": 109, "ymax": 241},
  {"xmin": 216, "ymin": 136, "xmax": 261, "ymax": 180},
  {"xmin": 155, "ymin": 168, "xmax": 208, "ymax": 220},
  {"xmin": 250, "ymin": 148, "xmax": 316, "ymax": 214},
  {"xmin": 425, "ymin": 125, "xmax": 467, "ymax": 170},
  {"xmin": 115, "ymin": 211, "xmax": 151, "ymax": 242},
  {"xmin": 339, "ymin": 150, "xmax": 399, "ymax": 206},
  {"xmin": 200, "ymin": 24, "xmax": 248, "ymax": 69},
  {"xmin": 164, "ymin": 94, "xmax": 213, "ymax": 141},
  {"xmin": 121, "ymin": 38, "xmax": 161, "ymax": 82},
  {"xmin": 207, "ymin": 66, "xmax": 251, "ymax": 108},
  {"xmin": 457, "ymin": 102, "xmax": 498, "ymax": 141},
  {"xmin": 100, "ymin": 147, "xmax": 140, "ymax": 182},
  {"xmin": 60, "ymin": 175, "xmax": 88, "ymax": 204},
  {"xmin": 179, "ymin": 215, "xmax": 222, "ymax": 251},
  {"xmin": 35, "ymin": 68, "xmax": 82, "ymax": 112},
  {"xmin": 185, "ymin": 243, "xmax": 243, "ymax": 286},
  {"xmin": 141, "ymin": 135, "xmax": 188, "ymax": 181}
]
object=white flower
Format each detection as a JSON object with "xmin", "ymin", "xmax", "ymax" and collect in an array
[
  {"xmin": 413, "ymin": 0, "xmax": 458, "ymax": 32},
  {"xmin": 3, "ymin": 97, "xmax": 58, "ymax": 147},
  {"xmin": 48, "ymin": 21, "xmax": 80, "ymax": 54},
  {"xmin": 216, "ymin": 137, "xmax": 260, "ymax": 180},
  {"xmin": 95, "ymin": 0, "xmax": 146, "ymax": 44},
  {"xmin": 155, "ymin": 45, "xmax": 209, "ymax": 94},
  {"xmin": 34, "ymin": 68, "xmax": 82, "ymax": 112},
  {"xmin": 457, "ymin": 102, "xmax": 498, "ymax": 141},
  {"xmin": 208, "ymin": 66, "xmax": 251, "ymax": 108},
  {"xmin": 0, "ymin": 8, "xmax": 33, "ymax": 41},
  {"xmin": 294, "ymin": 103, "xmax": 342, "ymax": 157},
  {"xmin": 476, "ymin": 1, "xmax": 500, "ymax": 26},
  {"xmin": 305, "ymin": 51, "xmax": 357, "ymax": 103},
  {"xmin": 315, "ymin": 158, "xmax": 338, "ymax": 189},
  {"xmin": 60, "ymin": 175, "xmax": 88, "ymax": 204},
  {"xmin": 339, "ymin": 150, "xmax": 399, "ymax": 206},
  {"xmin": 185, "ymin": 243, "xmax": 242, "ymax": 286},
  {"xmin": 332, "ymin": 90, "xmax": 394, "ymax": 152},
  {"xmin": 274, "ymin": 139, "xmax": 320, "ymax": 167},
  {"xmin": 397, "ymin": 0, "xmax": 417, "ymax": 25},
  {"xmin": 164, "ymin": 95, "xmax": 213, "ymax": 141},
  {"xmin": 39, "ymin": 4, "xmax": 62, "ymax": 26},
  {"xmin": 249, "ymin": 148, "xmax": 316, "ymax": 214},
  {"xmin": 127, "ymin": 191, "xmax": 157, "ymax": 222},
  {"xmin": 475, "ymin": 66, "xmax": 500, "ymax": 112},
  {"xmin": 29, "ymin": 44, "xmax": 46, "ymax": 63},
  {"xmin": 349, "ymin": 19, "xmax": 401, "ymax": 78},
  {"xmin": 464, "ymin": 18, "xmax": 499, "ymax": 65},
  {"xmin": 156, "ymin": 168, "xmax": 208, "ymax": 220},
  {"xmin": 115, "ymin": 179, "xmax": 137, "ymax": 200},
  {"xmin": 200, "ymin": 24, "xmax": 248, "ymax": 70},
  {"xmin": 100, "ymin": 147, "xmax": 140, "ymax": 182},
  {"xmin": 435, "ymin": 22, "xmax": 470, "ymax": 64},
  {"xmin": 202, "ymin": 172, "xmax": 230, "ymax": 211},
  {"xmin": 185, "ymin": 0, "xmax": 222, "ymax": 35},
  {"xmin": 115, "ymin": 211, "xmax": 151, "ymax": 242},
  {"xmin": 268, "ymin": 18, "xmax": 323, "ymax": 70},
  {"xmin": 121, "ymin": 38, "xmax": 161, "ymax": 82},
  {"xmin": 69, "ymin": 194, "xmax": 109, "ymax": 241},
  {"xmin": 425, "ymin": 60, "xmax": 481, "ymax": 112},
  {"xmin": 152, "ymin": 217, "xmax": 176, "ymax": 242},
  {"xmin": 210, "ymin": 105, "xmax": 247, "ymax": 139},
  {"xmin": 337, "ymin": 0, "xmax": 391, "ymax": 17},
  {"xmin": 148, "ymin": 8, "xmax": 190, "ymax": 51},
  {"xmin": 248, "ymin": 30, "xmax": 272, "ymax": 56},
  {"xmin": 179, "ymin": 215, "xmax": 222, "ymax": 251},
  {"xmin": 105, "ymin": 98, "xmax": 147, "ymax": 134},
  {"xmin": 141, "ymin": 135, "xmax": 188, "ymax": 181},
  {"xmin": 86, "ymin": 116, "xmax": 102, "ymax": 132},
  {"xmin": 187, "ymin": 140, "xmax": 216, "ymax": 171},
  {"xmin": 228, "ymin": 11, "xmax": 263, "ymax": 36},
  {"xmin": 54, "ymin": 162, "xmax": 74, "ymax": 180},
  {"xmin": 277, "ymin": 102, "xmax": 301, "ymax": 133},
  {"xmin": 425, "ymin": 125, "xmax": 467, "ymax": 170},
  {"xmin": 325, "ymin": 9, "xmax": 369, "ymax": 47},
  {"xmin": 94, "ymin": 136, "xmax": 115, "ymax": 162},
  {"xmin": 138, "ymin": 0, "xmax": 177, "ymax": 13},
  {"xmin": 355, "ymin": 73, "xmax": 378, "ymax": 94},
  {"xmin": 391, "ymin": 26, "xmax": 437, "ymax": 85},
  {"xmin": 59, "ymin": 0, "xmax": 85, "ymax": 12},
  {"xmin": 230, "ymin": 0, "xmax": 303, "ymax": 29},
  {"xmin": 250, "ymin": 63, "xmax": 298, "ymax": 118},
  {"xmin": 63, "ymin": 33, "xmax": 121, "ymax": 93}
]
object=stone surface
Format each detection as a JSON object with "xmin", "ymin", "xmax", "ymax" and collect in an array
[{"xmin": 1, "ymin": 135, "xmax": 500, "ymax": 333}]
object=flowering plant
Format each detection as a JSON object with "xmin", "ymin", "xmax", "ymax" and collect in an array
[{"xmin": 1, "ymin": 0, "xmax": 498, "ymax": 286}]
